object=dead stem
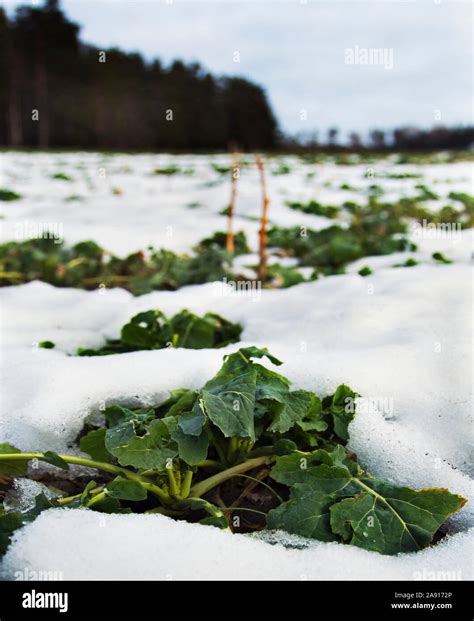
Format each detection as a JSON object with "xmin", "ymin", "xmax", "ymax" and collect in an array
[
  {"xmin": 226, "ymin": 148, "xmax": 240, "ymax": 254},
  {"xmin": 256, "ymin": 154, "xmax": 270, "ymax": 282}
]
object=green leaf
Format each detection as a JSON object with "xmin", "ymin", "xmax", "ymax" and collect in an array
[
  {"xmin": 268, "ymin": 449, "xmax": 467, "ymax": 554},
  {"xmin": 215, "ymin": 347, "xmax": 282, "ymax": 378},
  {"xmin": 237, "ymin": 346, "xmax": 283, "ymax": 367},
  {"xmin": 358, "ymin": 266, "xmax": 372, "ymax": 277},
  {"xmin": 170, "ymin": 310, "xmax": 216, "ymax": 348},
  {"xmin": 164, "ymin": 390, "xmax": 198, "ymax": 419},
  {"xmin": 0, "ymin": 443, "xmax": 28, "ymax": 476},
  {"xmin": 22, "ymin": 493, "xmax": 55, "ymax": 523},
  {"xmin": 104, "ymin": 405, "xmax": 155, "ymax": 430},
  {"xmin": 323, "ymin": 385, "xmax": 359, "ymax": 442},
  {"xmin": 199, "ymin": 515, "xmax": 228, "ymax": 528},
  {"xmin": 0, "ymin": 188, "xmax": 21, "ymax": 202},
  {"xmin": 272, "ymin": 439, "xmax": 298, "ymax": 456},
  {"xmin": 90, "ymin": 497, "xmax": 131, "ymax": 514},
  {"xmin": 79, "ymin": 309, "xmax": 241, "ymax": 355},
  {"xmin": 270, "ymin": 447, "xmax": 360, "ymax": 486},
  {"xmin": 0, "ymin": 509, "xmax": 23, "ymax": 555},
  {"xmin": 267, "ymin": 484, "xmax": 339, "ymax": 542},
  {"xmin": 182, "ymin": 498, "xmax": 229, "ymax": 529},
  {"xmin": 1, "ymin": 494, "xmax": 54, "ymax": 557},
  {"xmin": 432, "ymin": 251, "xmax": 453, "ymax": 264},
  {"xmin": 107, "ymin": 478, "xmax": 148, "ymax": 501},
  {"xmin": 230, "ymin": 352, "xmax": 312, "ymax": 434},
  {"xmin": 40, "ymin": 451, "xmax": 69, "ymax": 471},
  {"xmin": 201, "ymin": 369, "xmax": 257, "ymax": 440},
  {"xmin": 204, "ymin": 313, "xmax": 242, "ymax": 348},
  {"xmin": 79, "ymin": 481, "xmax": 97, "ymax": 506},
  {"xmin": 296, "ymin": 394, "xmax": 327, "ymax": 433},
  {"xmin": 329, "ymin": 480, "xmax": 466, "ymax": 555},
  {"xmin": 178, "ymin": 404, "xmax": 205, "ymax": 436},
  {"xmin": 172, "ymin": 427, "xmax": 209, "ymax": 466},
  {"xmin": 121, "ymin": 310, "xmax": 172, "ymax": 349},
  {"xmin": 266, "ymin": 390, "xmax": 313, "ymax": 434},
  {"xmin": 105, "ymin": 418, "xmax": 178, "ymax": 470},
  {"xmin": 79, "ymin": 428, "xmax": 111, "ymax": 462}
]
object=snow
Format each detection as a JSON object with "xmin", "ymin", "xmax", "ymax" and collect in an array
[
  {"xmin": 1, "ymin": 152, "xmax": 473, "ymax": 580},
  {"xmin": 1, "ymin": 509, "xmax": 472, "ymax": 580},
  {"xmin": 1, "ymin": 152, "xmax": 472, "ymax": 255}
]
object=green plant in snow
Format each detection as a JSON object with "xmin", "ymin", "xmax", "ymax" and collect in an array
[
  {"xmin": 358, "ymin": 266, "xmax": 372, "ymax": 277},
  {"xmin": 76, "ymin": 309, "xmax": 242, "ymax": 355},
  {"xmin": 0, "ymin": 348, "xmax": 466, "ymax": 557},
  {"xmin": 286, "ymin": 200, "xmax": 340, "ymax": 219},
  {"xmin": 51, "ymin": 172, "xmax": 73, "ymax": 181},
  {"xmin": 0, "ymin": 189, "xmax": 21, "ymax": 201},
  {"xmin": 0, "ymin": 233, "xmax": 245, "ymax": 294},
  {"xmin": 432, "ymin": 252, "xmax": 453, "ymax": 264}
]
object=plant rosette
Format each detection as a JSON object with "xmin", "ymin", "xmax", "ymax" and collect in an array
[{"xmin": 0, "ymin": 347, "xmax": 466, "ymax": 557}]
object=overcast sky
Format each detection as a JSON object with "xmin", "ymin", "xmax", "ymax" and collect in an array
[{"xmin": 1, "ymin": 0, "xmax": 472, "ymax": 138}]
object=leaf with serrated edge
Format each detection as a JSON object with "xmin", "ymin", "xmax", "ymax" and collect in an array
[
  {"xmin": 105, "ymin": 418, "xmax": 178, "ymax": 470},
  {"xmin": 268, "ymin": 449, "xmax": 467, "ymax": 555},
  {"xmin": 330, "ymin": 480, "xmax": 467, "ymax": 554},
  {"xmin": 202, "ymin": 369, "xmax": 257, "ymax": 439}
]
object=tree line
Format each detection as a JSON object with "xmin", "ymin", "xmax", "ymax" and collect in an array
[
  {"xmin": 284, "ymin": 126, "xmax": 474, "ymax": 152},
  {"xmin": 0, "ymin": 0, "xmax": 278, "ymax": 150}
]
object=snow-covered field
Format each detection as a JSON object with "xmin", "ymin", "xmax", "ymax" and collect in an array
[
  {"xmin": 1, "ymin": 151, "xmax": 472, "ymax": 254},
  {"xmin": 0, "ymin": 152, "xmax": 472, "ymax": 580}
]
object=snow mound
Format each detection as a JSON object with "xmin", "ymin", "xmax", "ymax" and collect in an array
[{"xmin": 2, "ymin": 509, "xmax": 472, "ymax": 581}]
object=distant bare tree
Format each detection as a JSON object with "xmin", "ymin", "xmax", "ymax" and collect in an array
[
  {"xmin": 349, "ymin": 132, "xmax": 362, "ymax": 149},
  {"xmin": 369, "ymin": 129, "xmax": 386, "ymax": 149},
  {"xmin": 327, "ymin": 127, "xmax": 339, "ymax": 146}
]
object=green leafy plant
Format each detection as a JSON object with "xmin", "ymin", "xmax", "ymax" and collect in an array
[
  {"xmin": 394, "ymin": 257, "xmax": 418, "ymax": 268},
  {"xmin": 358, "ymin": 266, "xmax": 372, "ymax": 277},
  {"xmin": 266, "ymin": 264, "xmax": 309, "ymax": 288},
  {"xmin": 286, "ymin": 200, "xmax": 340, "ymax": 219},
  {"xmin": 153, "ymin": 165, "xmax": 181, "ymax": 176},
  {"xmin": 448, "ymin": 191, "xmax": 474, "ymax": 211},
  {"xmin": 267, "ymin": 223, "xmax": 414, "ymax": 275},
  {"xmin": 0, "ymin": 348, "xmax": 465, "ymax": 558},
  {"xmin": 0, "ymin": 235, "xmax": 240, "ymax": 294},
  {"xmin": 211, "ymin": 163, "xmax": 231, "ymax": 175},
  {"xmin": 380, "ymin": 172, "xmax": 422, "ymax": 180},
  {"xmin": 51, "ymin": 172, "xmax": 73, "ymax": 181},
  {"xmin": 271, "ymin": 163, "xmax": 291, "ymax": 175},
  {"xmin": 0, "ymin": 189, "xmax": 21, "ymax": 201},
  {"xmin": 432, "ymin": 252, "xmax": 453, "ymax": 264},
  {"xmin": 153, "ymin": 165, "xmax": 193, "ymax": 176},
  {"xmin": 77, "ymin": 309, "xmax": 242, "ymax": 355},
  {"xmin": 196, "ymin": 231, "xmax": 249, "ymax": 256}
]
